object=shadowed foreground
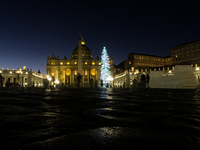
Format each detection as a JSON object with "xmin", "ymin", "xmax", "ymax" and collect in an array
[{"xmin": 0, "ymin": 88, "xmax": 200, "ymax": 149}]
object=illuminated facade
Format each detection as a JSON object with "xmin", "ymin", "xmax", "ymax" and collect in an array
[
  {"xmin": 170, "ymin": 40, "xmax": 200, "ymax": 65},
  {"xmin": 124, "ymin": 53, "xmax": 172, "ymax": 70},
  {"xmin": 114, "ymin": 40, "xmax": 200, "ymax": 88},
  {"xmin": 0, "ymin": 66, "xmax": 45, "ymax": 87},
  {"xmin": 46, "ymin": 37, "xmax": 114, "ymax": 86}
]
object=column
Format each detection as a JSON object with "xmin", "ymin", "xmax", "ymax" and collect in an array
[
  {"xmin": 70, "ymin": 70, "xmax": 72, "ymax": 85},
  {"xmin": 87, "ymin": 69, "xmax": 90, "ymax": 83},
  {"xmin": 19, "ymin": 77, "xmax": 21, "ymax": 87},
  {"xmin": 82, "ymin": 69, "xmax": 85, "ymax": 83},
  {"xmin": 71, "ymin": 69, "xmax": 74, "ymax": 84},
  {"xmin": 3, "ymin": 76, "xmax": 7, "ymax": 87},
  {"xmin": 96, "ymin": 69, "xmax": 100, "ymax": 83},
  {"xmin": 125, "ymin": 73, "xmax": 130, "ymax": 88},
  {"xmin": 57, "ymin": 68, "xmax": 60, "ymax": 81},
  {"xmin": 63, "ymin": 70, "xmax": 66, "ymax": 85},
  {"xmin": 22, "ymin": 77, "xmax": 24, "ymax": 87}
]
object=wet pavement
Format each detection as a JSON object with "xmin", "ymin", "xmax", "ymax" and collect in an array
[{"xmin": 0, "ymin": 88, "xmax": 200, "ymax": 149}]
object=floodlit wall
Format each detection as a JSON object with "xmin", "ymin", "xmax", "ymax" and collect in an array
[{"xmin": 149, "ymin": 65, "xmax": 198, "ymax": 89}]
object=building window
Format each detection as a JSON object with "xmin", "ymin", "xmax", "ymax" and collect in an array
[
  {"xmin": 129, "ymin": 62, "xmax": 131, "ymax": 64},
  {"xmin": 92, "ymin": 61, "xmax": 95, "ymax": 65},
  {"xmin": 51, "ymin": 61, "xmax": 55, "ymax": 65},
  {"xmin": 99, "ymin": 62, "xmax": 101, "ymax": 65},
  {"xmin": 85, "ymin": 62, "xmax": 87, "ymax": 65},
  {"xmin": 75, "ymin": 62, "xmax": 77, "ymax": 65},
  {"xmin": 60, "ymin": 62, "xmax": 63, "ymax": 65},
  {"xmin": 75, "ymin": 71, "xmax": 77, "ymax": 75},
  {"xmin": 67, "ymin": 62, "xmax": 70, "ymax": 65},
  {"xmin": 51, "ymin": 70, "xmax": 55, "ymax": 76},
  {"xmin": 85, "ymin": 71, "xmax": 87, "ymax": 75}
]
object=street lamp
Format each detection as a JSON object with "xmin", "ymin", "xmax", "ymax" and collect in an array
[{"xmin": 107, "ymin": 76, "xmax": 113, "ymax": 87}]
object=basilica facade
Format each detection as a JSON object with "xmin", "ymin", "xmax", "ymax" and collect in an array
[{"xmin": 46, "ymin": 38, "xmax": 114, "ymax": 86}]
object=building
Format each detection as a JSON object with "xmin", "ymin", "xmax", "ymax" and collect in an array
[
  {"xmin": 114, "ymin": 40, "xmax": 200, "ymax": 75},
  {"xmin": 113, "ymin": 40, "xmax": 200, "ymax": 88},
  {"xmin": 170, "ymin": 40, "xmax": 200, "ymax": 65},
  {"xmin": 0, "ymin": 66, "xmax": 45, "ymax": 87},
  {"xmin": 113, "ymin": 64, "xmax": 200, "ymax": 89},
  {"xmin": 46, "ymin": 37, "xmax": 114, "ymax": 86},
  {"xmin": 124, "ymin": 53, "xmax": 172, "ymax": 70},
  {"xmin": 114, "ymin": 53, "xmax": 172, "ymax": 76}
]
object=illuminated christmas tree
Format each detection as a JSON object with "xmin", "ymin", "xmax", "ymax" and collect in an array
[{"xmin": 100, "ymin": 47, "xmax": 110, "ymax": 84}]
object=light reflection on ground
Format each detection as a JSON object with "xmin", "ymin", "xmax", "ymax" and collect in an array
[{"xmin": 0, "ymin": 88, "xmax": 200, "ymax": 149}]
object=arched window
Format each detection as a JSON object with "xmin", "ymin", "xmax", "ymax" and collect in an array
[{"xmin": 51, "ymin": 70, "xmax": 55, "ymax": 76}]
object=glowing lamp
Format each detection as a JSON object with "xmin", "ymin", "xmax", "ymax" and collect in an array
[
  {"xmin": 55, "ymin": 80, "xmax": 59, "ymax": 84},
  {"xmin": 107, "ymin": 76, "xmax": 113, "ymax": 81}
]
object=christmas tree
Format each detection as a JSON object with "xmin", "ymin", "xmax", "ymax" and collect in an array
[{"xmin": 100, "ymin": 47, "xmax": 111, "ymax": 84}]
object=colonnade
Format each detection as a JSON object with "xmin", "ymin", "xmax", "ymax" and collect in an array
[
  {"xmin": 49, "ymin": 68, "xmax": 100, "ymax": 85},
  {"xmin": 0, "ymin": 70, "xmax": 45, "ymax": 87}
]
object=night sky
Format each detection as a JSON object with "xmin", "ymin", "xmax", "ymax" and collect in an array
[{"xmin": 1, "ymin": 0, "xmax": 200, "ymax": 75}]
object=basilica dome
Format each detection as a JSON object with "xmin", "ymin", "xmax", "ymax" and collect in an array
[{"xmin": 71, "ymin": 45, "xmax": 93, "ymax": 60}]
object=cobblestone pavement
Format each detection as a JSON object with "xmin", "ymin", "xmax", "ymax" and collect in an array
[{"xmin": 0, "ymin": 88, "xmax": 200, "ymax": 150}]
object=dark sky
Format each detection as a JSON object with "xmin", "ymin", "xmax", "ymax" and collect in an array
[{"xmin": 1, "ymin": 0, "xmax": 200, "ymax": 75}]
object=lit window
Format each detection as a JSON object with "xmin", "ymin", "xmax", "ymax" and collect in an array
[
  {"xmin": 92, "ymin": 61, "xmax": 95, "ymax": 65},
  {"xmin": 129, "ymin": 62, "xmax": 131, "ymax": 64},
  {"xmin": 85, "ymin": 71, "xmax": 87, "ymax": 75},
  {"xmin": 10, "ymin": 71, "xmax": 12, "ymax": 73},
  {"xmin": 51, "ymin": 70, "xmax": 55, "ymax": 76},
  {"xmin": 67, "ymin": 62, "xmax": 70, "ymax": 65},
  {"xmin": 60, "ymin": 62, "xmax": 63, "ymax": 65},
  {"xmin": 26, "ymin": 72, "xmax": 28, "ymax": 74},
  {"xmin": 75, "ymin": 71, "xmax": 77, "ymax": 75},
  {"xmin": 51, "ymin": 61, "xmax": 55, "ymax": 65},
  {"xmin": 75, "ymin": 62, "xmax": 77, "ymax": 64},
  {"xmin": 99, "ymin": 62, "xmax": 101, "ymax": 65},
  {"xmin": 85, "ymin": 62, "xmax": 87, "ymax": 65}
]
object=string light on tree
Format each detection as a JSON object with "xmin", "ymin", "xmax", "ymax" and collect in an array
[{"xmin": 100, "ymin": 47, "xmax": 111, "ymax": 84}]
